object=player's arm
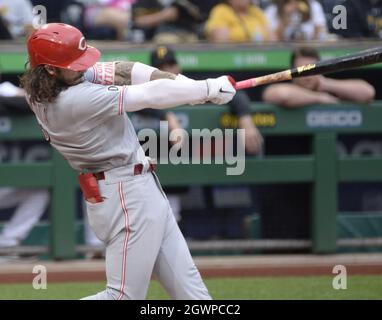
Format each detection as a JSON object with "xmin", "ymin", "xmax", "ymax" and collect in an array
[
  {"xmin": 114, "ymin": 61, "xmax": 176, "ymax": 86},
  {"xmin": 74, "ymin": 76, "xmax": 235, "ymax": 127},
  {"xmin": 123, "ymin": 76, "xmax": 236, "ymax": 111},
  {"xmin": 85, "ymin": 61, "xmax": 177, "ymax": 86}
]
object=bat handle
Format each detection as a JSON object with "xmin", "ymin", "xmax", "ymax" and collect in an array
[
  {"xmin": 227, "ymin": 76, "xmax": 256, "ymax": 90},
  {"xmin": 232, "ymin": 78, "xmax": 256, "ymax": 90}
]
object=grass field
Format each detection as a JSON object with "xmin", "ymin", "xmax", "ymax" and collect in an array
[{"xmin": 0, "ymin": 275, "xmax": 381, "ymax": 300}]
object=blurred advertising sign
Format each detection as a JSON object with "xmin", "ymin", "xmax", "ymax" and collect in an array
[{"xmin": 306, "ymin": 110, "xmax": 362, "ymax": 128}]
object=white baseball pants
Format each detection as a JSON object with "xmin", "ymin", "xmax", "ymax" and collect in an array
[{"xmin": 81, "ymin": 167, "xmax": 210, "ymax": 300}]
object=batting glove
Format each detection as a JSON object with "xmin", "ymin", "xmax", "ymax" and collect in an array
[{"xmin": 206, "ymin": 76, "xmax": 236, "ymax": 105}]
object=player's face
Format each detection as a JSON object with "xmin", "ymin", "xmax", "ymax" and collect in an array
[
  {"xmin": 55, "ymin": 68, "xmax": 85, "ymax": 85},
  {"xmin": 44, "ymin": 66, "xmax": 84, "ymax": 85},
  {"xmin": 292, "ymin": 56, "xmax": 319, "ymax": 91}
]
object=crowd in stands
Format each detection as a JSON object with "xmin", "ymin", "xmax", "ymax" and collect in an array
[{"xmin": 0, "ymin": 0, "xmax": 381, "ymax": 42}]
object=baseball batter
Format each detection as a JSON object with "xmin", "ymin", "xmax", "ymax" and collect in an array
[{"xmin": 21, "ymin": 23, "xmax": 236, "ymax": 300}]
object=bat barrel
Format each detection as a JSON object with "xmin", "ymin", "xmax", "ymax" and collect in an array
[
  {"xmin": 232, "ymin": 47, "xmax": 382, "ymax": 90},
  {"xmin": 291, "ymin": 47, "xmax": 382, "ymax": 78}
]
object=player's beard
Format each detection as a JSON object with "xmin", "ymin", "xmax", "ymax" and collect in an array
[
  {"xmin": 69, "ymin": 74, "xmax": 85, "ymax": 85},
  {"xmin": 55, "ymin": 69, "xmax": 84, "ymax": 86}
]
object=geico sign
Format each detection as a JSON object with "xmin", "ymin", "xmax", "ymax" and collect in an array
[{"xmin": 306, "ymin": 110, "xmax": 362, "ymax": 128}]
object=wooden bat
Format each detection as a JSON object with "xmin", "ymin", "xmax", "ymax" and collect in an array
[{"xmin": 231, "ymin": 47, "xmax": 382, "ymax": 90}]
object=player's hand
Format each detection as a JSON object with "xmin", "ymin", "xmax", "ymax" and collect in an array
[{"xmin": 206, "ymin": 76, "xmax": 236, "ymax": 105}]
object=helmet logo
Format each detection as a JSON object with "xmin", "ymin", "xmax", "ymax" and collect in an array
[{"xmin": 78, "ymin": 37, "xmax": 86, "ymax": 51}]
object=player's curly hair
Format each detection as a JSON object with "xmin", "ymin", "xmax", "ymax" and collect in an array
[{"xmin": 20, "ymin": 65, "xmax": 68, "ymax": 105}]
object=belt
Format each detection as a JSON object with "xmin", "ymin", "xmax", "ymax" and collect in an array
[{"xmin": 93, "ymin": 162, "xmax": 157, "ymax": 181}]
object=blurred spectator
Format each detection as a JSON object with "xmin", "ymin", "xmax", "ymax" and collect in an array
[
  {"xmin": 333, "ymin": 0, "xmax": 382, "ymax": 39},
  {"xmin": 190, "ymin": 0, "xmax": 218, "ymax": 20},
  {"xmin": 320, "ymin": 0, "xmax": 344, "ymax": 34},
  {"xmin": 132, "ymin": 0, "xmax": 204, "ymax": 43},
  {"xmin": 0, "ymin": 80, "xmax": 24, "ymax": 97},
  {"xmin": 180, "ymin": 3, "xmax": 270, "ymax": 139},
  {"xmin": 205, "ymin": 0, "xmax": 271, "ymax": 42},
  {"xmin": 255, "ymin": 0, "xmax": 273, "ymax": 9},
  {"xmin": 259, "ymin": 46, "xmax": 374, "ymax": 241},
  {"xmin": 83, "ymin": 0, "xmax": 135, "ymax": 40},
  {"xmin": 149, "ymin": 45, "xmax": 262, "ymax": 223},
  {"xmin": 0, "ymin": 0, "xmax": 34, "ymax": 39},
  {"xmin": 0, "ymin": 15, "xmax": 12, "ymax": 39},
  {"xmin": 0, "ymin": 188, "xmax": 49, "ymax": 248},
  {"xmin": 264, "ymin": 0, "xmax": 329, "ymax": 41},
  {"xmin": 0, "ymin": 78, "xmax": 49, "ymax": 249},
  {"xmin": 147, "ymin": 45, "xmax": 189, "ymax": 222},
  {"xmin": 30, "ymin": 0, "xmax": 73, "ymax": 23},
  {"xmin": 229, "ymin": 88, "xmax": 264, "ymax": 154},
  {"xmin": 0, "ymin": 76, "xmax": 30, "ymax": 115},
  {"xmin": 263, "ymin": 46, "xmax": 375, "ymax": 108},
  {"xmin": 152, "ymin": 45, "xmax": 263, "ymax": 154}
]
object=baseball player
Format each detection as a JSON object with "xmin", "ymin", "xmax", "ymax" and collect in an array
[{"xmin": 21, "ymin": 23, "xmax": 236, "ymax": 300}]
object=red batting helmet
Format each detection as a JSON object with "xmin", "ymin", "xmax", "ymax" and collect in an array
[{"xmin": 27, "ymin": 23, "xmax": 100, "ymax": 71}]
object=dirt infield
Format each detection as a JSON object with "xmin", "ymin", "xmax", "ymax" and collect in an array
[{"xmin": 0, "ymin": 254, "xmax": 381, "ymax": 283}]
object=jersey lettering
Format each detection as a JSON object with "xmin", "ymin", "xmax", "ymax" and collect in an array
[{"xmin": 93, "ymin": 62, "xmax": 115, "ymax": 85}]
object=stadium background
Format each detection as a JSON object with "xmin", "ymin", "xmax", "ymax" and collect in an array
[{"xmin": 0, "ymin": 0, "xmax": 382, "ymax": 299}]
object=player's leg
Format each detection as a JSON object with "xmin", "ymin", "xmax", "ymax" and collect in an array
[
  {"xmin": 81, "ymin": 225, "xmax": 159, "ymax": 300},
  {"xmin": 81, "ymin": 173, "xmax": 168, "ymax": 300},
  {"xmin": 153, "ymin": 212, "xmax": 211, "ymax": 300},
  {"xmin": 0, "ymin": 188, "xmax": 49, "ymax": 246},
  {"xmin": 82, "ymin": 199, "xmax": 105, "ymax": 259},
  {"xmin": 151, "ymin": 175, "xmax": 211, "ymax": 300},
  {"xmin": 82, "ymin": 199, "xmax": 103, "ymax": 246}
]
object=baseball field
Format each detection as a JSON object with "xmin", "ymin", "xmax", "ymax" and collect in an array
[
  {"xmin": 1, "ymin": 275, "xmax": 382, "ymax": 300},
  {"xmin": 0, "ymin": 254, "xmax": 381, "ymax": 300}
]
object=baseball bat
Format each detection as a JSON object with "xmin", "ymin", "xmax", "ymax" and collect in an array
[{"xmin": 232, "ymin": 47, "xmax": 382, "ymax": 90}]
